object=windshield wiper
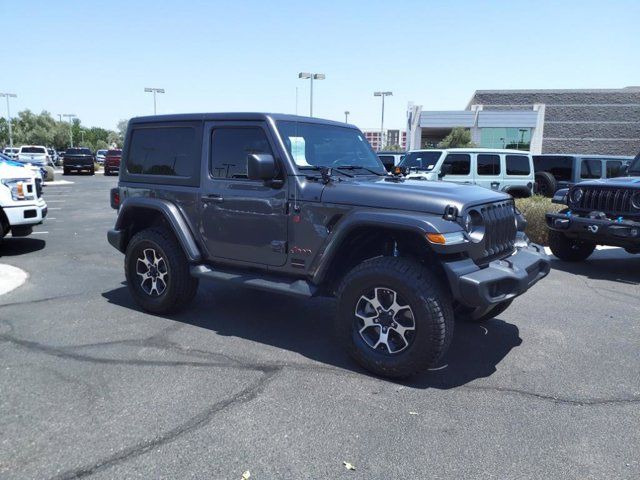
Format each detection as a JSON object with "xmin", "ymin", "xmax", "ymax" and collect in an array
[
  {"xmin": 298, "ymin": 165, "xmax": 353, "ymax": 178},
  {"xmin": 333, "ymin": 165, "xmax": 384, "ymax": 176}
]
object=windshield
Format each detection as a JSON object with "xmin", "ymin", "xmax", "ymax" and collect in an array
[
  {"xmin": 629, "ymin": 152, "xmax": 640, "ymax": 174},
  {"xmin": 277, "ymin": 121, "xmax": 385, "ymax": 173},
  {"xmin": 66, "ymin": 148, "xmax": 92, "ymax": 155},
  {"xmin": 97, "ymin": 150, "xmax": 107, "ymax": 155},
  {"xmin": 399, "ymin": 151, "xmax": 442, "ymax": 171},
  {"xmin": 106, "ymin": 149, "xmax": 122, "ymax": 156},
  {"xmin": 21, "ymin": 147, "xmax": 47, "ymax": 154}
]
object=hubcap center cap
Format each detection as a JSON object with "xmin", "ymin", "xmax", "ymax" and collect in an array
[{"xmin": 377, "ymin": 311, "xmax": 394, "ymax": 327}]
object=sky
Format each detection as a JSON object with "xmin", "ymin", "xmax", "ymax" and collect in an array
[{"xmin": 2, "ymin": 0, "xmax": 639, "ymax": 132}]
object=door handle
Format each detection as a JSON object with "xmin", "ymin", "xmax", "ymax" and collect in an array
[{"xmin": 202, "ymin": 195, "xmax": 224, "ymax": 204}]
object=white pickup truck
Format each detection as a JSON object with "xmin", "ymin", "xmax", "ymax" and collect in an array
[{"xmin": 0, "ymin": 157, "xmax": 48, "ymax": 241}]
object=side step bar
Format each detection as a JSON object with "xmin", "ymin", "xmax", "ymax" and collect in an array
[{"xmin": 190, "ymin": 265, "xmax": 317, "ymax": 298}]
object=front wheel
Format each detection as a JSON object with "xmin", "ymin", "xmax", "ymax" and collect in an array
[
  {"xmin": 548, "ymin": 230, "xmax": 595, "ymax": 261},
  {"xmin": 336, "ymin": 257, "xmax": 453, "ymax": 378},
  {"xmin": 125, "ymin": 227, "xmax": 199, "ymax": 314}
]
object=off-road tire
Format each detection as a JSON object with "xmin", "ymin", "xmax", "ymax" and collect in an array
[
  {"xmin": 89, "ymin": 167, "xmax": 95, "ymax": 175},
  {"xmin": 125, "ymin": 227, "xmax": 199, "ymax": 314},
  {"xmin": 336, "ymin": 257, "xmax": 454, "ymax": 378},
  {"xmin": 548, "ymin": 229, "xmax": 595, "ymax": 261},
  {"xmin": 104, "ymin": 168, "xmax": 110, "ymax": 176},
  {"xmin": 535, "ymin": 171, "xmax": 557, "ymax": 198},
  {"xmin": 455, "ymin": 299, "xmax": 514, "ymax": 323}
]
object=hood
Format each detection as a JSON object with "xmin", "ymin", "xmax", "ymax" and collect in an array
[
  {"xmin": 0, "ymin": 161, "xmax": 37, "ymax": 179},
  {"xmin": 576, "ymin": 176, "xmax": 640, "ymax": 189},
  {"xmin": 320, "ymin": 176, "xmax": 510, "ymax": 214}
]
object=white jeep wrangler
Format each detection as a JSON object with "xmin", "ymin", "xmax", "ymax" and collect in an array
[
  {"xmin": 400, "ymin": 148, "xmax": 535, "ymax": 198},
  {"xmin": 0, "ymin": 159, "xmax": 48, "ymax": 241}
]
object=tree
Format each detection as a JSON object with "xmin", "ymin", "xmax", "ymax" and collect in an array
[
  {"xmin": 381, "ymin": 144, "xmax": 403, "ymax": 152},
  {"xmin": 116, "ymin": 119, "xmax": 129, "ymax": 146},
  {"xmin": 438, "ymin": 128, "xmax": 474, "ymax": 148}
]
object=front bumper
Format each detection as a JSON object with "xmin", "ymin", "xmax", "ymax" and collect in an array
[
  {"xmin": 546, "ymin": 212, "xmax": 640, "ymax": 246},
  {"xmin": 442, "ymin": 243, "xmax": 550, "ymax": 308},
  {"xmin": 3, "ymin": 198, "xmax": 48, "ymax": 227}
]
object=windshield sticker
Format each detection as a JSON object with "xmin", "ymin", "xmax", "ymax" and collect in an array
[
  {"xmin": 289, "ymin": 136, "xmax": 310, "ymax": 165},
  {"xmin": 427, "ymin": 164, "xmax": 434, "ymax": 170}
]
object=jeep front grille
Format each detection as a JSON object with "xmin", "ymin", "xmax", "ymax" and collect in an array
[
  {"xmin": 478, "ymin": 201, "xmax": 517, "ymax": 261},
  {"xmin": 572, "ymin": 187, "xmax": 633, "ymax": 215}
]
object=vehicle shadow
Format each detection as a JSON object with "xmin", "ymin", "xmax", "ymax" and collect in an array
[
  {"xmin": 550, "ymin": 248, "xmax": 640, "ymax": 285},
  {"xmin": 0, "ymin": 238, "xmax": 46, "ymax": 257},
  {"xmin": 102, "ymin": 283, "xmax": 522, "ymax": 390}
]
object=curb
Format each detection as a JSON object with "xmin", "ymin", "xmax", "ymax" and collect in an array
[{"xmin": 0, "ymin": 264, "xmax": 28, "ymax": 296}]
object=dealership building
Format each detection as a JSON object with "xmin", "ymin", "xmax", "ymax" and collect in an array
[{"xmin": 406, "ymin": 87, "xmax": 640, "ymax": 155}]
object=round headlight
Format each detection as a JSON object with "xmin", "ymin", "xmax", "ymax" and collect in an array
[
  {"xmin": 464, "ymin": 209, "xmax": 485, "ymax": 243},
  {"xmin": 570, "ymin": 188, "xmax": 583, "ymax": 205},
  {"xmin": 632, "ymin": 192, "xmax": 640, "ymax": 210}
]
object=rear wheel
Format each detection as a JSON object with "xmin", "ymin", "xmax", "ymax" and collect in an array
[
  {"xmin": 535, "ymin": 171, "xmax": 557, "ymax": 198},
  {"xmin": 548, "ymin": 229, "xmax": 595, "ymax": 261},
  {"xmin": 336, "ymin": 257, "xmax": 453, "ymax": 378},
  {"xmin": 104, "ymin": 168, "xmax": 110, "ymax": 176},
  {"xmin": 125, "ymin": 227, "xmax": 199, "ymax": 314},
  {"xmin": 63, "ymin": 167, "xmax": 70, "ymax": 175}
]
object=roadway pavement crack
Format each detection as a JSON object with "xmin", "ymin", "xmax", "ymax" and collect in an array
[
  {"xmin": 49, "ymin": 367, "xmax": 280, "ymax": 480},
  {"xmin": 462, "ymin": 384, "xmax": 640, "ymax": 406}
]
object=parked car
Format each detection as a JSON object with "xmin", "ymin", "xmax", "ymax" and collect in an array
[
  {"xmin": 0, "ymin": 154, "xmax": 48, "ymax": 241},
  {"xmin": 96, "ymin": 149, "xmax": 108, "ymax": 165},
  {"xmin": 57, "ymin": 149, "xmax": 66, "ymax": 166},
  {"xmin": 107, "ymin": 113, "xmax": 549, "ymax": 378},
  {"xmin": 17, "ymin": 145, "xmax": 52, "ymax": 181},
  {"xmin": 399, "ymin": 148, "xmax": 535, "ymax": 198},
  {"xmin": 2, "ymin": 147, "xmax": 19, "ymax": 159},
  {"xmin": 546, "ymin": 151, "xmax": 640, "ymax": 260},
  {"xmin": 63, "ymin": 147, "xmax": 95, "ymax": 175},
  {"xmin": 104, "ymin": 149, "xmax": 122, "ymax": 176},
  {"xmin": 377, "ymin": 151, "xmax": 405, "ymax": 172},
  {"xmin": 533, "ymin": 154, "xmax": 634, "ymax": 197}
]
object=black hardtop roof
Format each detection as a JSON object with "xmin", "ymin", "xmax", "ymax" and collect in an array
[{"xmin": 128, "ymin": 113, "xmax": 354, "ymax": 128}]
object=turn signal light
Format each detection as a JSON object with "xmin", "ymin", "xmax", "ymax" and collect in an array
[
  {"xmin": 426, "ymin": 233, "xmax": 446, "ymax": 244},
  {"xmin": 426, "ymin": 231, "xmax": 467, "ymax": 245},
  {"xmin": 16, "ymin": 182, "xmax": 25, "ymax": 199}
]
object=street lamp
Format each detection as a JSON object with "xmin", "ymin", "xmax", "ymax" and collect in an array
[
  {"xmin": 144, "ymin": 87, "xmax": 165, "ymax": 115},
  {"xmin": 298, "ymin": 73, "xmax": 325, "ymax": 117},
  {"xmin": 63, "ymin": 114, "xmax": 77, "ymax": 147},
  {"xmin": 344, "ymin": 111, "xmax": 350, "ymax": 123},
  {"xmin": 0, "ymin": 93, "xmax": 17, "ymax": 149},
  {"xmin": 374, "ymin": 91, "xmax": 392, "ymax": 150},
  {"xmin": 80, "ymin": 129, "xmax": 86, "ymax": 144}
]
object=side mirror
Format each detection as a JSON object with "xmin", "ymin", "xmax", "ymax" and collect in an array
[
  {"xmin": 438, "ymin": 163, "xmax": 452, "ymax": 179},
  {"xmin": 247, "ymin": 154, "xmax": 277, "ymax": 181}
]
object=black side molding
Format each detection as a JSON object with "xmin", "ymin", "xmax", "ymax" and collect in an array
[{"xmin": 190, "ymin": 265, "xmax": 316, "ymax": 298}]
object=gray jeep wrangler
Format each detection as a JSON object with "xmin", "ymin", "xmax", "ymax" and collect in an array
[{"xmin": 108, "ymin": 113, "xmax": 549, "ymax": 378}]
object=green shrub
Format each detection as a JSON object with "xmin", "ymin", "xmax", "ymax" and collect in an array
[{"xmin": 515, "ymin": 195, "xmax": 563, "ymax": 246}]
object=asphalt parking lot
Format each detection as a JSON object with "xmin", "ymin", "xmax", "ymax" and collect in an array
[{"xmin": 0, "ymin": 174, "xmax": 639, "ymax": 479}]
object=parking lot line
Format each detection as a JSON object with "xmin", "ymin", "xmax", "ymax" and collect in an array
[
  {"xmin": 48, "ymin": 207, "xmax": 62, "ymax": 210},
  {"xmin": 31, "ymin": 231, "xmax": 49, "ymax": 234}
]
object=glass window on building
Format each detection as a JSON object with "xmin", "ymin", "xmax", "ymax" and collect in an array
[{"xmin": 480, "ymin": 128, "xmax": 531, "ymax": 150}]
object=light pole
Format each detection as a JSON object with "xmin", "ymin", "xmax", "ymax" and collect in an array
[
  {"xmin": 80, "ymin": 130, "xmax": 86, "ymax": 144},
  {"xmin": 0, "ymin": 93, "xmax": 17, "ymax": 149},
  {"xmin": 344, "ymin": 111, "xmax": 350, "ymax": 123},
  {"xmin": 374, "ymin": 91, "xmax": 392, "ymax": 150},
  {"xmin": 57, "ymin": 114, "xmax": 63, "ymax": 122},
  {"xmin": 144, "ymin": 87, "xmax": 165, "ymax": 115},
  {"xmin": 298, "ymin": 73, "xmax": 325, "ymax": 117},
  {"xmin": 63, "ymin": 114, "xmax": 77, "ymax": 147}
]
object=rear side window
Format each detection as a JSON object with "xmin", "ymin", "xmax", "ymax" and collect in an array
[
  {"xmin": 581, "ymin": 159, "xmax": 602, "ymax": 179},
  {"xmin": 442, "ymin": 153, "xmax": 470, "ymax": 175},
  {"xmin": 533, "ymin": 156, "xmax": 573, "ymax": 181},
  {"xmin": 210, "ymin": 127, "xmax": 274, "ymax": 179},
  {"xmin": 127, "ymin": 126, "xmax": 198, "ymax": 177},
  {"xmin": 477, "ymin": 154, "xmax": 500, "ymax": 176},
  {"xmin": 506, "ymin": 155, "xmax": 531, "ymax": 175},
  {"xmin": 606, "ymin": 160, "xmax": 623, "ymax": 178},
  {"xmin": 378, "ymin": 155, "xmax": 396, "ymax": 171}
]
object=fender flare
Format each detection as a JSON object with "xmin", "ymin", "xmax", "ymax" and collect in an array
[
  {"xmin": 113, "ymin": 197, "xmax": 202, "ymax": 262},
  {"xmin": 503, "ymin": 185, "xmax": 532, "ymax": 198},
  {"xmin": 311, "ymin": 209, "xmax": 462, "ymax": 285}
]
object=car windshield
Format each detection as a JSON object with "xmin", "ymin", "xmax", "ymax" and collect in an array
[
  {"xmin": 66, "ymin": 148, "xmax": 92, "ymax": 155},
  {"xmin": 399, "ymin": 151, "xmax": 442, "ymax": 171},
  {"xmin": 97, "ymin": 150, "xmax": 107, "ymax": 155},
  {"xmin": 276, "ymin": 121, "xmax": 385, "ymax": 174},
  {"xmin": 629, "ymin": 152, "xmax": 640, "ymax": 174},
  {"xmin": 21, "ymin": 147, "xmax": 46, "ymax": 154},
  {"xmin": 106, "ymin": 150, "xmax": 122, "ymax": 156}
]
